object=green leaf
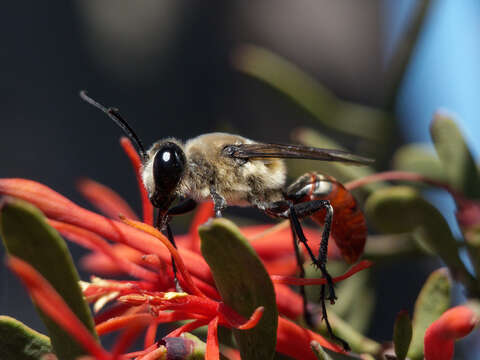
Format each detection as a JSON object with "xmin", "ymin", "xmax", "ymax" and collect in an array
[
  {"xmin": 430, "ymin": 111, "xmax": 480, "ymax": 199},
  {"xmin": 0, "ymin": 198, "xmax": 97, "ymax": 360},
  {"xmin": 363, "ymin": 233, "xmax": 422, "ymax": 261},
  {"xmin": 393, "ymin": 310, "xmax": 412, "ymax": 360},
  {"xmin": 332, "ymin": 267, "xmax": 370, "ymax": 319},
  {"xmin": 392, "ymin": 144, "xmax": 447, "ymax": 183},
  {"xmin": 0, "ymin": 316, "xmax": 53, "ymax": 360},
  {"xmin": 232, "ymin": 44, "xmax": 390, "ymax": 142},
  {"xmin": 384, "ymin": 0, "xmax": 432, "ymax": 109},
  {"xmin": 408, "ymin": 268, "xmax": 452, "ymax": 360},
  {"xmin": 199, "ymin": 218, "xmax": 278, "ymax": 360},
  {"xmin": 364, "ymin": 186, "xmax": 474, "ymax": 289},
  {"xmin": 315, "ymin": 309, "xmax": 381, "ymax": 355},
  {"xmin": 342, "ymin": 286, "xmax": 375, "ymax": 335}
]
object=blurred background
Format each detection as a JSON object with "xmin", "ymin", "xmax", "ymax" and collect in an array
[{"xmin": 1, "ymin": 0, "xmax": 480, "ymax": 356}]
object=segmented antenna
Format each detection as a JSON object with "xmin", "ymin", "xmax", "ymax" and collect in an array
[{"xmin": 79, "ymin": 90, "xmax": 147, "ymax": 162}]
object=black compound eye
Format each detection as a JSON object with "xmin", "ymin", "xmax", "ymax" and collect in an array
[{"xmin": 152, "ymin": 142, "xmax": 186, "ymax": 209}]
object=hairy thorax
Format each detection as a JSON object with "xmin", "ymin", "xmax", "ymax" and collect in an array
[{"xmin": 177, "ymin": 133, "xmax": 287, "ymax": 207}]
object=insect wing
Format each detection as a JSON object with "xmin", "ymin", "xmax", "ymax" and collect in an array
[{"xmin": 224, "ymin": 143, "xmax": 373, "ymax": 166}]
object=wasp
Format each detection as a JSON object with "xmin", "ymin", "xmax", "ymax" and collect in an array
[{"xmin": 80, "ymin": 91, "xmax": 371, "ymax": 350}]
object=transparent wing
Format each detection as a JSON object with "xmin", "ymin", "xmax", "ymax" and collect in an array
[{"xmin": 223, "ymin": 143, "xmax": 374, "ymax": 166}]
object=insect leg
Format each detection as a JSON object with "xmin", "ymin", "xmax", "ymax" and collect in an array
[
  {"xmin": 320, "ymin": 284, "xmax": 351, "ymax": 351},
  {"xmin": 289, "ymin": 202, "xmax": 351, "ymax": 350},
  {"xmin": 152, "ymin": 199, "xmax": 197, "ymax": 292},
  {"xmin": 164, "ymin": 223, "xmax": 183, "ymax": 292},
  {"xmin": 289, "ymin": 200, "xmax": 336, "ymax": 303},
  {"xmin": 289, "ymin": 219, "xmax": 314, "ymax": 327},
  {"xmin": 266, "ymin": 200, "xmax": 347, "ymax": 348},
  {"xmin": 210, "ymin": 186, "xmax": 227, "ymax": 217}
]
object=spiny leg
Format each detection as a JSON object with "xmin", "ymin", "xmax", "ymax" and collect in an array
[
  {"xmin": 320, "ymin": 284, "xmax": 350, "ymax": 351},
  {"xmin": 289, "ymin": 219, "xmax": 314, "ymax": 327},
  {"xmin": 288, "ymin": 201, "xmax": 336, "ymax": 303},
  {"xmin": 263, "ymin": 199, "xmax": 348, "ymax": 348},
  {"xmin": 155, "ymin": 199, "xmax": 197, "ymax": 293},
  {"xmin": 165, "ymin": 223, "xmax": 182, "ymax": 292},
  {"xmin": 155, "ymin": 213, "xmax": 182, "ymax": 292},
  {"xmin": 289, "ymin": 202, "xmax": 351, "ymax": 349},
  {"xmin": 268, "ymin": 200, "xmax": 347, "ymax": 348},
  {"xmin": 210, "ymin": 186, "xmax": 227, "ymax": 218}
]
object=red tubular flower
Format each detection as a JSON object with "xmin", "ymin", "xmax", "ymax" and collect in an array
[
  {"xmin": 77, "ymin": 178, "xmax": 139, "ymax": 221},
  {"xmin": 424, "ymin": 305, "xmax": 479, "ymax": 360},
  {"xmin": 0, "ymin": 177, "xmax": 367, "ymax": 355},
  {"xmin": 119, "ymin": 137, "xmax": 154, "ymax": 226},
  {"xmin": 0, "ymin": 178, "xmax": 214, "ymax": 285},
  {"xmin": 206, "ymin": 316, "xmax": 220, "ymax": 360},
  {"xmin": 49, "ymin": 219, "xmax": 159, "ymax": 283},
  {"xmin": 188, "ymin": 200, "xmax": 215, "ymax": 252},
  {"xmin": 271, "ymin": 260, "xmax": 373, "ymax": 286},
  {"xmin": 7, "ymin": 256, "xmax": 111, "ymax": 360},
  {"xmin": 1, "ymin": 138, "xmax": 374, "ymax": 358},
  {"xmin": 119, "ymin": 215, "xmax": 207, "ymax": 298},
  {"xmin": 277, "ymin": 317, "xmax": 345, "ymax": 358},
  {"xmin": 8, "ymin": 253, "xmax": 265, "ymax": 359}
]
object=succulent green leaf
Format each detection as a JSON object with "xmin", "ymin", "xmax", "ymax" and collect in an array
[
  {"xmin": 408, "ymin": 268, "xmax": 452, "ymax": 360},
  {"xmin": 315, "ymin": 310, "xmax": 381, "ymax": 355},
  {"xmin": 232, "ymin": 44, "xmax": 390, "ymax": 142},
  {"xmin": 199, "ymin": 218, "xmax": 278, "ymax": 360},
  {"xmin": 343, "ymin": 286, "xmax": 375, "ymax": 335},
  {"xmin": 310, "ymin": 341, "xmax": 333, "ymax": 360},
  {"xmin": 392, "ymin": 144, "xmax": 447, "ymax": 182},
  {"xmin": 364, "ymin": 186, "xmax": 473, "ymax": 285},
  {"xmin": 363, "ymin": 233, "xmax": 421, "ymax": 261},
  {"xmin": 430, "ymin": 111, "xmax": 480, "ymax": 199},
  {"xmin": 0, "ymin": 316, "xmax": 53, "ymax": 360},
  {"xmin": 393, "ymin": 310, "xmax": 412, "ymax": 360},
  {"xmin": 384, "ymin": 0, "xmax": 432, "ymax": 109},
  {"xmin": 0, "ymin": 198, "xmax": 97, "ymax": 360},
  {"xmin": 332, "ymin": 267, "xmax": 375, "ymax": 334}
]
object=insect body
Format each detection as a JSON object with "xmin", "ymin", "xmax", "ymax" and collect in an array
[
  {"xmin": 79, "ymin": 91, "xmax": 372, "ymax": 350},
  {"xmin": 285, "ymin": 173, "xmax": 367, "ymax": 264},
  {"xmin": 142, "ymin": 133, "xmax": 287, "ymax": 217}
]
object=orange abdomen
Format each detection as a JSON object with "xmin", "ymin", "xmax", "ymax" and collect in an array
[{"xmin": 288, "ymin": 173, "xmax": 367, "ymax": 264}]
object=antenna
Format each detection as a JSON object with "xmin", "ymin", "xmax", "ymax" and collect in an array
[{"xmin": 79, "ymin": 90, "xmax": 147, "ymax": 162}]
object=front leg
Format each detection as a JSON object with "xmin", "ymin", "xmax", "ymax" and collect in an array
[{"xmin": 210, "ymin": 186, "xmax": 227, "ymax": 217}]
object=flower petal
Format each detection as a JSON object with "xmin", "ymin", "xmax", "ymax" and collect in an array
[
  {"xmin": 276, "ymin": 317, "xmax": 345, "ymax": 358},
  {"xmin": 120, "ymin": 137, "xmax": 154, "ymax": 225},
  {"xmin": 270, "ymin": 260, "xmax": 373, "ymax": 285},
  {"xmin": 77, "ymin": 178, "xmax": 138, "ymax": 221},
  {"xmin": 96, "ymin": 313, "xmax": 154, "ymax": 336},
  {"xmin": 7, "ymin": 256, "xmax": 110, "ymax": 360},
  {"xmin": 0, "ymin": 179, "xmax": 213, "ymax": 285},
  {"xmin": 166, "ymin": 319, "xmax": 209, "ymax": 338},
  {"xmin": 188, "ymin": 201, "xmax": 214, "ymax": 251},
  {"xmin": 206, "ymin": 316, "xmax": 220, "ymax": 360},
  {"xmin": 50, "ymin": 220, "xmax": 158, "ymax": 282},
  {"xmin": 424, "ymin": 305, "xmax": 479, "ymax": 360},
  {"xmin": 120, "ymin": 216, "xmax": 206, "ymax": 298}
]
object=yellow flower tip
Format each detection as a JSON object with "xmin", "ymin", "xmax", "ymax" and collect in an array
[
  {"xmin": 78, "ymin": 280, "xmax": 90, "ymax": 291},
  {"xmin": 163, "ymin": 292, "xmax": 189, "ymax": 300}
]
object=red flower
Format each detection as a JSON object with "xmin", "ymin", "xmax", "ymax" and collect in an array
[
  {"xmin": 1, "ymin": 137, "xmax": 371, "ymax": 359},
  {"xmin": 424, "ymin": 304, "xmax": 479, "ymax": 360}
]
